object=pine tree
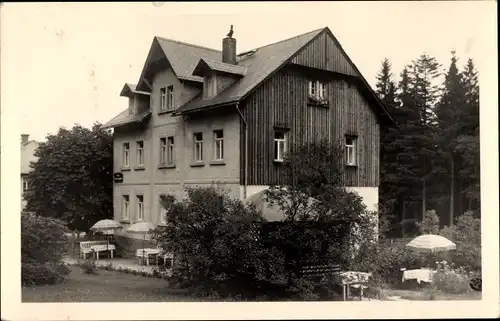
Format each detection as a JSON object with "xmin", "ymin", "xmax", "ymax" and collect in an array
[
  {"xmin": 408, "ymin": 54, "xmax": 442, "ymax": 218},
  {"xmin": 435, "ymin": 50, "xmax": 467, "ymax": 225}
]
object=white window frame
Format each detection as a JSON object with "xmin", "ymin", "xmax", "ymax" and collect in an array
[
  {"xmin": 122, "ymin": 195, "xmax": 130, "ymax": 220},
  {"xmin": 159, "ymin": 194, "xmax": 167, "ymax": 223},
  {"xmin": 136, "ymin": 141, "xmax": 144, "ymax": 167},
  {"xmin": 309, "ymin": 80, "xmax": 327, "ymax": 99},
  {"xmin": 194, "ymin": 132, "xmax": 203, "ymax": 162},
  {"xmin": 213, "ymin": 130, "xmax": 224, "ymax": 161},
  {"xmin": 308, "ymin": 80, "xmax": 316, "ymax": 96},
  {"xmin": 160, "ymin": 87, "xmax": 167, "ymax": 111},
  {"xmin": 274, "ymin": 130, "xmax": 288, "ymax": 162},
  {"xmin": 123, "ymin": 142, "xmax": 130, "ymax": 168},
  {"xmin": 345, "ymin": 136, "xmax": 357, "ymax": 166},
  {"xmin": 136, "ymin": 195, "xmax": 144, "ymax": 221},
  {"xmin": 160, "ymin": 137, "xmax": 167, "ymax": 165},
  {"xmin": 23, "ymin": 180, "xmax": 29, "ymax": 192},
  {"xmin": 167, "ymin": 136, "xmax": 175, "ymax": 164},
  {"xmin": 167, "ymin": 85, "xmax": 174, "ymax": 110}
]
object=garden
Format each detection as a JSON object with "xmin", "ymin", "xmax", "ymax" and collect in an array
[{"xmin": 21, "ymin": 139, "xmax": 482, "ymax": 302}]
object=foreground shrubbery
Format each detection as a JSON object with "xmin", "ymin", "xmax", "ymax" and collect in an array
[{"xmin": 21, "ymin": 213, "xmax": 71, "ymax": 286}]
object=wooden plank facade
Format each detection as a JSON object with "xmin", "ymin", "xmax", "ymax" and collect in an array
[{"xmin": 240, "ymin": 31, "xmax": 380, "ymax": 188}]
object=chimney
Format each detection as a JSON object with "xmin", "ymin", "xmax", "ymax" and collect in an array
[
  {"xmin": 222, "ymin": 25, "xmax": 236, "ymax": 65},
  {"xmin": 21, "ymin": 134, "xmax": 29, "ymax": 144}
]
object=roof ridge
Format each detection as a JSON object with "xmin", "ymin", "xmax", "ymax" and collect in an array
[
  {"xmin": 155, "ymin": 36, "xmax": 221, "ymax": 53},
  {"xmin": 245, "ymin": 27, "xmax": 326, "ymax": 52}
]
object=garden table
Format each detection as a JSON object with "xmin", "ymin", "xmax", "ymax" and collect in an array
[
  {"xmin": 135, "ymin": 248, "xmax": 161, "ymax": 266},
  {"xmin": 335, "ymin": 271, "xmax": 372, "ymax": 301},
  {"xmin": 90, "ymin": 244, "xmax": 116, "ymax": 260},
  {"xmin": 402, "ymin": 268, "xmax": 437, "ymax": 284}
]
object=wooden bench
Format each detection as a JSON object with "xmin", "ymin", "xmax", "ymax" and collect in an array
[{"xmin": 80, "ymin": 240, "xmax": 111, "ymax": 259}]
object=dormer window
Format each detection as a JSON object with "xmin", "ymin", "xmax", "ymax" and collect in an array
[{"xmin": 203, "ymin": 76, "xmax": 218, "ymax": 99}]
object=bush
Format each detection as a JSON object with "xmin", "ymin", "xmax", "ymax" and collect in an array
[
  {"xmin": 80, "ymin": 257, "xmax": 98, "ymax": 275},
  {"xmin": 21, "ymin": 213, "xmax": 70, "ymax": 285},
  {"xmin": 439, "ymin": 211, "xmax": 481, "ymax": 272},
  {"xmin": 432, "ymin": 261, "xmax": 471, "ymax": 294},
  {"xmin": 22, "ymin": 261, "xmax": 70, "ymax": 286},
  {"xmin": 151, "ymin": 186, "xmax": 268, "ymax": 298}
]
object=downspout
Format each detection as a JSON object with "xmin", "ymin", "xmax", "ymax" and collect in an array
[{"xmin": 235, "ymin": 103, "xmax": 248, "ymax": 199}]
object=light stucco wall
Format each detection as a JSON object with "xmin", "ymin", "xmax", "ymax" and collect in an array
[{"xmin": 113, "ymin": 66, "xmax": 240, "ymax": 237}]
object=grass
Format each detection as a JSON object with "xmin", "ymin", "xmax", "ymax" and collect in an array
[
  {"xmin": 384, "ymin": 288, "xmax": 482, "ymax": 301},
  {"xmin": 22, "ymin": 266, "xmax": 200, "ymax": 302}
]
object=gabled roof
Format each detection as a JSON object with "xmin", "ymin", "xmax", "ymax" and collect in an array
[
  {"xmin": 174, "ymin": 28, "xmax": 324, "ymax": 114},
  {"xmin": 120, "ymin": 83, "xmax": 150, "ymax": 97},
  {"xmin": 192, "ymin": 58, "xmax": 247, "ymax": 77},
  {"xmin": 102, "ymin": 108, "xmax": 151, "ymax": 130}
]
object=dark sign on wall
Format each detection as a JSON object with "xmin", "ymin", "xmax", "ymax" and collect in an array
[{"xmin": 113, "ymin": 172, "xmax": 124, "ymax": 183}]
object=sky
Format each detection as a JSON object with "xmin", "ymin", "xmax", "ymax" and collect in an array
[{"xmin": 1, "ymin": 1, "xmax": 496, "ymax": 142}]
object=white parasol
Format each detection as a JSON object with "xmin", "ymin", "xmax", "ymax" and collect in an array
[
  {"xmin": 90, "ymin": 219, "xmax": 123, "ymax": 259},
  {"xmin": 406, "ymin": 234, "xmax": 456, "ymax": 253},
  {"xmin": 127, "ymin": 222, "xmax": 156, "ymax": 263}
]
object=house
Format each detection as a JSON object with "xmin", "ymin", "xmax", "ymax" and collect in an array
[
  {"xmin": 103, "ymin": 26, "xmax": 394, "ymax": 250},
  {"xmin": 21, "ymin": 134, "xmax": 40, "ymax": 210}
]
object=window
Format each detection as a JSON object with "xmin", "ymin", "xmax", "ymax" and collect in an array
[
  {"xmin": 345, "ymin": 136, "xmax": 357, "ymax": 165},
  {"xmin": 160, "ymin": 87, "xmax": 167, "ymax": 111},
  {"xmin": 308, "ymin": 80, "xmax": 316, "ymax": 96},
  {"xmin": 159, "ymin": 194, "xmax": 167, "ymax": 223},
  {"xmin": 136, "ymin": 141, "xmax": 144, "ymax": 167},
  {"xmin": 213, "ymin": 130, "xmax": 224, "ymax": 160},
  {"xmin": 136, "ymin": 195, "xmax": 144, "ymax": 221},
  {"xmin": 23, "ymin": 180, "xmax": 29, "ymax": 192},
  {"xmin": 308, "ymin": 80, "xmax": 327, "ymax": 98},
  {"xmin": 274, "ymin": 130, "xmax": 288, "ymax": 162},
  {"xmin": 160, "ymin": 137, "xmax": 167, "ymax": 164},
  {"xmin": 167, "ymin": 85, "xmax": 174, "ymax": 110},
  {"xmin": 123, "ymin": 142, "xmax": 130, "ymax": 168},
  {"xmin": 122, "ymin": 195, "xmax": 130, "ymax": 220},
  {"xmin": 160, "ymin": 86, "xmax": 174, "ymax": 111},
  {"xmin": 194, "ymin": 132, "xmax": 203, "ymax": 162},
  {"xmin": 160, "ymin": 136, "xmax": 175, "ymax": 165},
  {"xmin": 204, "ymin": 76, "xmax": 218, "ymax": 98}
]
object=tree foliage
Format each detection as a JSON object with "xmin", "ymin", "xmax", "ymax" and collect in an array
[
  {"xmin": 25, "ymin": 123, "xmax": 113, "ymax": 232},
  {"xmin": 376, "ymin": 52, "xmax": 480, "ymax": 236},
  {"xmin": 21, "ymin": 213, "xmax": 71, "ymax": 285}
]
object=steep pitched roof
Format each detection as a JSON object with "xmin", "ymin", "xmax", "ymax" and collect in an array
[
  {"xmin": 102, "ymin": 108, "xmax": 151, "ymax": 130},
  {"xmin": 192, "ymin": 58, "xmax": 248, "ymax": 77},
  {"xmin": 174, "ymin": 28, "xmax": 324, "ymax": 114},
  {"xmin": 155, "ymin": 37, "xmax": 222, "ymax": 83},
  {"xmin": 120, "ymin": 83, "xmax": 150, "ymax": 97}
]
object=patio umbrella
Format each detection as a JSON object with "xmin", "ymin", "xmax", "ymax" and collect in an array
[
  {"xmin": 243, "ymin": 189, "xmax": 320, "ymax": 222},
  {"xmin": 90, "ymin": 219, "xmax": 123, "ymax": 259},
  {"xmin": 406, "ymin": 234, "xmax": 456, "ymax": 253},
  {"xmin": 127, "ymin": 222, "xmax": 156, "ymax": 263},
  {"xmin": 406, "ymin": 234, "xmax": 456, "ymax": 268}
]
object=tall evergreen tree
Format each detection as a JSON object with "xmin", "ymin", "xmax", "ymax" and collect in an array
[
  {"xmin": 435, "ymin": 51, "xmax": 467, "ymax": 225},
  {"xmin": 408, "ymin": 54, "xmax": 442, "ymax": 217}
]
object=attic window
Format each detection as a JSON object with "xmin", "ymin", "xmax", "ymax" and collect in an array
[
  {"xmin": 237, "ymin": 49, "xmax": 257, "ymax": 60},
  {"xmin": 203, "ymin": 76, "xmax": 217, "ymax": 99}
]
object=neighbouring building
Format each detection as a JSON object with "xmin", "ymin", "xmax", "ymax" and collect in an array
[
  {"xmin": 21, "ymin": 134, "xmax": 40, "ymax": 211},
  {"xmin": 103, "ymin": 26, "xmax": 394, "ymax": 250}
]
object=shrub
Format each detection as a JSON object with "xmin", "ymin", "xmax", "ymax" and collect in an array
[
  {"xmin": 80, "ymin": 256, "xmax": 98, "ymax": 275},
  {"xmin": 432, "ymin": 261, "xmax": 471, "ymax": 294},
  {"xmin": 151, "ymin": 186, "xmax": 268, "ymax": 298},
  {"xmin": 439, "ymin": 211, "xmax": 481, "ymax": 272},
  {"xmin": 416, "ymin": 210, "xmax": 440, "ymax": 235},
  {"xmin": 21, "ymin": 213, "xmax": 70, "ymax": 285},
  {"xmin": 22, "ymin": 261, "xmax": 70, "ymax": 286}
]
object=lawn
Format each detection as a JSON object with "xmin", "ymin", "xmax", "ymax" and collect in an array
[
  {"xmin": 383, "ymin": 288, "xmax": 482, "ymax": 301},
  {"xmin": 22, "ymin": 266, "xmax": 199, "ymax": 302}
]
